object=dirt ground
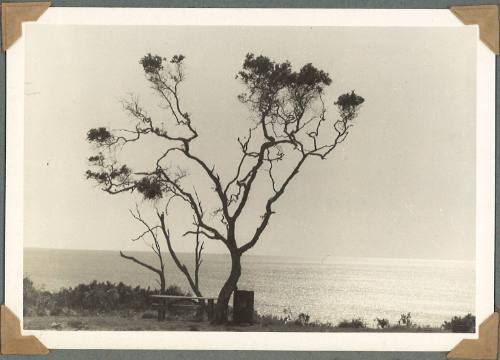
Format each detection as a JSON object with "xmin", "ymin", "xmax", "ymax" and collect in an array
[{"xmin": 23, "ymin": 314, "xmax": 446, "ymax": 332}]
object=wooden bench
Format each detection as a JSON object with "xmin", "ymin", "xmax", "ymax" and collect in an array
[{"xmin": 150, "ymin": 295, "xmax": 218, "ymax": 321}]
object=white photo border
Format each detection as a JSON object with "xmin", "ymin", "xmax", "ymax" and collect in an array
[{"xmin": 5, "ymin": 8, "xmax": 495, "ymax": 351}]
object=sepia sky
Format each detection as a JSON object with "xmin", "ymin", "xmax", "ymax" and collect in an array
[{"xmin": 24, "ymin": 25, "xmax": 476, "ymax": 260}]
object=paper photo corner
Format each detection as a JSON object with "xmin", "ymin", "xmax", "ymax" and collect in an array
[
  {"xmin": 447, "ymin": 312, "xmax": 499, "ymax": 360},
  {"xmin": 0, "ymin": 305, "xmax": 49, "ymax": 355},
  {"xmin": 450, "ymin": 4, "xmax": 499, "ymax": 54},
  {"xmin": 1, "ymin": 1, "xmax": 51, "ymax": 51}
]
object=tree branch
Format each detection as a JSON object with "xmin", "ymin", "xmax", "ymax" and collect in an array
[
  {"xmin": 239, "ymin": 154, "xmax": 308, "ymax": 254},
  {"xmin": 119, "ymin": 251, "xmax": 162, "ymax": 275},
  {"xmin": 157, "ymin": 211, "xmax": 202, "ymax": 297}
]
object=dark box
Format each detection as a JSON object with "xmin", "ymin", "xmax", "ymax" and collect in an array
[{"xmin": 233, "ymin": 290, "xmax": 254, "ymax": 324}]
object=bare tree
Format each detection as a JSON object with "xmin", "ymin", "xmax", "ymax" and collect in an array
[
  {"xmin": 121, "ymin": 203, "xmax": 205, "ymax": 299},
  {"xmin": 120, "ymin": 206, "xmax": 166, "ymax": 295},
  {"xmin": 86, "ymin": 52, "xmax": 364, "ymax": 323},
  {"xmin": 119, "ymin": 206, "xmax": 167, "ymax": 319}
]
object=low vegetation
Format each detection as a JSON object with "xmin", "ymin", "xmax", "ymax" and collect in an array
[
  {"xmin": 337, "ymin": 317, "xmax": 367, "ymax": 329},
  {"xmin": 441, "ymin": 313, "xmax": 475, "ymax": 333},
  {"xmin": 255, "ymin": 311, "xmax": 474, "ymax": 333},
  {"xmin": 24, "ymin": 278, "xmax": 475, "ymax": 333},
  {"xmin": 23, "ymin": 277, "xmax": 188, "ymax": 317}
]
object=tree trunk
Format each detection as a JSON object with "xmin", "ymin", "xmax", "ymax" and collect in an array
[
  {"xmin": 213, "ymin": 250, "xmax": 241, "ymax": 324},
  {"xmin": 158, "ymin": 273, "xmax": 166, "ymax": 321}
]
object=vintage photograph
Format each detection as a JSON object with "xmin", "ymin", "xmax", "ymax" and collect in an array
[{"xmin": 21, "ymin": 23, "xmax": 477, "ymax": 335}]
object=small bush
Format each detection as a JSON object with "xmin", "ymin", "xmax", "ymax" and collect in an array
[
  {"xmin": 295, "ymin": 313, "xmax": 310, "ymax": 326},
  {"xmin": 258, "ymin": 314, "xmax": 281, "ymax": 327},
  {"xmin": 398, "ymin": 312, "xmax": 415, "ymax": 328},
  {"xmin": 23, "ymin": 277, "xmax": 57, "ymax": 316},
  {"xmin": 282, "ymin": 307, "xmax": 293, "ymax": 323},
  {"xmin": 375, "ymin": 317, "xmax": 390, "ymax": 329},
  {"xmin": 337, "ymin": 317, "xmax": 367, "ymax": 329},
  {"xmin": 165, "ymin": 285, "xmax": 189, "ymax": 296},
  {"xmin": 255, "ymin": 309, "xmax": 316, "ymax": 328},
  {"xmin": 442, "ymin": 313, "xmax": 475, "ymax": 333}
]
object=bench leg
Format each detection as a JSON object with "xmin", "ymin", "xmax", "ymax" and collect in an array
[
  {"xmin": 194, "ymin": 299, "xmax": 205, "ymax": 321},
  {"xmin": 158, "ymin": 299, "xmax": 166, "ymax": 321},
  {"xmin": 207, "ymin": 299, "xmax": 215, "ymax": 321}
]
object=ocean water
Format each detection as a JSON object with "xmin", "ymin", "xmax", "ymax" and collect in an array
[{"xmin": 24, "ymin": 248, "xmax": 474, "ymax": 327}]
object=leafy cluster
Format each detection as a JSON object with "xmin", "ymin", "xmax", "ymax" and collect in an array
[
  {"xmin": 140, "ymin": 53, "xmax": 186, "ymax": 73},
  {"xmin": 375, "ymin": 317, "xmax": 390, "ymax": 329},
  {"xmin": 85, "ymin": 169, "xmax": 108, "ymax": 183},
  {"xmin": 335, "ymin": 90, "xmax": 365, "ymax": 118},
  {"xmin": 170, "ymin": 54, "xmax": 185, "ymax": 64},
  {"xmin": 337, "ymin": 317, "xmax": 367, "ymax": 329},
  {"xmin": 110, "ymin": 165, "xmax": 131, "ymax": 180},
  {"xmin": 135, "ymin": 176, "xmax": 163, "ymax": 200},
  {"xmin": 398, "ymin": 312, "xmax": 416, "ymax": 328},
  {"xmin": 441, "ymin": 313, "xmax": 475, "ymax": 333},
  {"xmin": 235, "ymin": 52, "xmax": 364, "ymax": 164},
  {"xmin": 85, "ymin": 164, "xmax": 131, "ymax": 185},
  {"xmin": 87, "ymin": 127, "xmax": 114, "ymax": 145},
  {"xmin": 237, "ymin": 53, "xmax": 332, "ymax": 112},
  {"xmin": 238, "ymin": 54, "xmax": 331, "ymax": 90},
  {"xmin": 293, "ymin": 63, "xmax": 332, "ymax": 88},
  {"xmin": 88, "ymin": 153, "xmax": 105, "ymax": 164},
  {"xmin": 140, "ymin": 54, "xmax": 164, "ymax": 74}
]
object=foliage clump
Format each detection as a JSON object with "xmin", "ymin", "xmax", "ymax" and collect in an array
[
  {"xmin": 135, "ymin": 177, "xmax": 163, "ymax": 200},
  {"xmin": 110, "ymin": 165, "xmax": 131, "ymax": 180},
  {"xmin": 88, "ymin": 153, "xmax": 104, "ymax": 164},
  {"xmin": 374, "ymin": 317, "xmax": 390, "ymax": 329},
  {"xmin": 295, "ymin": 312, "xmax": 311, "ymax": 326},
  {"xmin": 337, "ymin": 317, "xmax": 367, "ymax": 329},
  {"xmin": 170, "ymin": 54, "xmax": 185, "ymax": 64},
  {"xmin": 236, "ymin": 53, "xmax": 333, "ymax": 109},
  {"xmin": 140, "ymin": 53, "xmax": 164, "ymax": 74},
  {"xmin": 87, "ymin": 127, "xmax": 114, "ymax": 144},
  {"xmin": 165, "ymin": 285, "xmax": 190, "ymax": 296},
  {"xmin": 441, "ymin": 313, "xmax": 475, "ymax": 333},
  {"xmin": 398, "ymin": 312, "xmax": 416, "ymax": 328},
  {"xmin": 335, "ymin": 91, "xmax": 365, "ymax": 112}
]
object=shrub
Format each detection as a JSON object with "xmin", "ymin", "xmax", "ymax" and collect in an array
[
  {"xmin": 337, "ymin": 317, "xmax": 367, "ymax": 329},
  {"xmin": 255, "ymin": 310, "xmax": 316, "ymax": 328},
  {"xmin": 295, "ymin": 313, "xmax": 311, "ymax": 326},
  {"xmin": 258, "ymin": 313, "xmax": 282, "ymax": 327},
  {"xmin": 165, "ymin": 285, "xmax": 189, "ymax": 296},
  {"xmin": 442, "ymin": 313, "xmax": 475, "ymax": 333},
  {"xmin": 23, "ymin": 277, "xmax": 38, "ymax": 316},
  {"xmin": 375, "ymin": 317, "xmax": 390, "ymax": 329},
  {"xmin": 398, "ymin": 312, "xmax": 415, "ymax": 328},
  {"xmin": 23, "ymin": 277, "xmax": 37, "ymax": 303},
  {"xmin": 282, "ymin": 307, "xmax": 293, "ymax": 323},
  {"xmin": 23, "ymin": 277, "xmax": 58, "ymax": 316}
]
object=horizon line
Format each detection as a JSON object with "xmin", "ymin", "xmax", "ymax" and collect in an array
[{"xmin": 23, "ymin": 246, "xmax": 475, "ymax": 263}]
